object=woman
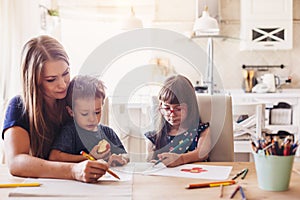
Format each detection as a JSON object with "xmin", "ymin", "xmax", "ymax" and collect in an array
[
  {"xmin": 2, "ymin": 35, "xmax": 107, "ymax": 183},
  {"xmin": 145, "ymin": 75, "xmax": 211, "ymax": 167}
]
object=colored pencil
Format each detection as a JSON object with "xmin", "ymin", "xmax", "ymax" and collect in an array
[
  {"xmin": 0, "ymin": 182, "xmax": 41, "ymax": 188},
  {"xmin": 231, "ymin": 168, "xmax": 248, "ymax": 180},
  {"xmin": 229, "ymin": 185, "xmax": 240, "ymax": 199},
  {"xmin": 80, "ymin": 151, "xmax": 120, "ymax": 180},
  {"xmin": 186, "ymin": 180, "xmax": 236, "ymax": 189},
  {"xmin": 219, "ymin": 184, "xmax": 224, "ymax": 198}
]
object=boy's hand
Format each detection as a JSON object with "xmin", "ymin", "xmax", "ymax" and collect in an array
[
  {"xmin": 108, "ymin": 154, "xmax": 129, "ymax": 167},
  {"xmin": 90, "ymin": 145, "xmax": 111, "ymax": 161},
  {"xmin": 97, "ymin": 139, "xmax": 110, "ymax": 154}
]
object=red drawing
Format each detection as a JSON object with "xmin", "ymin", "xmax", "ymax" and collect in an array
[{"xmin": 180, "ymin": 167, "xmax": 207, "ymax": 173}]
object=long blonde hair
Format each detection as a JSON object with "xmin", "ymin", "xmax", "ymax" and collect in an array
[{"xmin": 20, "ymin": 35, "xmax": 69, "ymax": 159}]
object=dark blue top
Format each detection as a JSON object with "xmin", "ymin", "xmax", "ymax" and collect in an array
[
  {"xmin": 51, "ymin": 121, "xmax": 127, "ymax": 156},
  {"xmin": 144, "ymin": 122, "xmax": 209, "ymax": 159},
  {"xmin": 2, "ymin": 96, "xmax": 29, "ymax": 139}
]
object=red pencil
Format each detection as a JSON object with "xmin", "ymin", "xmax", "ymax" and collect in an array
[
  {"xmin": 230, "ymin": 185, "xmax": 240, "ymax": 199},
  {"xmin": 283, "ymin": 140, "xmax": 291, "ymax": 156}
]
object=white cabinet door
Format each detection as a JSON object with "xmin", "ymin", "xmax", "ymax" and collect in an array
[
  {"xmin": 240, "ymin": 0, "xmax": 293, "ymax": 50},
  {"xmin": 241, "ymin": 0, "xmax": 292, "ymax": 20}
]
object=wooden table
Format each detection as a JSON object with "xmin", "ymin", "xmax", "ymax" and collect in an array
[{"xmin": 1, "ymin": 162, "xmax": 300, "ymax": 199}]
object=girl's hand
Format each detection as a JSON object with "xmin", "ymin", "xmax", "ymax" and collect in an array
[
  {"xmin": 90, "ymin": 145, "xmax": 111, "ymax": 161},
  {"xmin": 108, "ymin": 154, "xmax": 129, "ymax": 167},
  {"xmin": 71, "ymin": 159, "xmax": 108, "ymax": 183},
  {"xmin": 157, "ymin": 152, "xmax": 183, "ymax": 167}
]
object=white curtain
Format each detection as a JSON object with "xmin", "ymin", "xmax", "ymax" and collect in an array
[
  {"xmin": 0, "ymin": 0, "xmax": 40, "ymax": 124},
  {"xmin": 0, "ymin": 0, "xmax": 40, "ymax": 163}
]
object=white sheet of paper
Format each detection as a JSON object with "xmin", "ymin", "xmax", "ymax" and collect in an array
[
  {"xmin": 111, "ymin": 162, "xmax": 166, "ymax": 175},
  {"xmin": 146, "ymin": 164, "xmax": 233, "ymax": 180},
  {"xmin": 110, "ymin": 162, "xmax": 232, "ymax": 180},
  {"xmin": 9, "ymin": 170, "xmax": 133, "ymax": 199},
  {"xmin": 99, "ymin": 168, "xmax": 133, "ymax": 181}
]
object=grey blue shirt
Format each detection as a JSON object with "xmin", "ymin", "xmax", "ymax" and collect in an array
[{"xmin": 51, "ymin": 121, "xmax": 126, "ymax": 155}]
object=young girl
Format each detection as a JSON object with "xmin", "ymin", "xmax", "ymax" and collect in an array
[
  {"xmin": 2, "ymin": 35, "xmax": 108, "ymax": 183},
  {"xmin": 145, "ymin": 75, "xmax": 211, "ymax": 167}
]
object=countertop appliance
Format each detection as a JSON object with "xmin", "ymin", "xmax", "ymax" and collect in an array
[
  {"xmin": 260, "ymin": 74, "xmax": 292, "ymax": 93},
  {"xmin": 261, "ymin": 73, "xmax": 278, "ymax": 92}
]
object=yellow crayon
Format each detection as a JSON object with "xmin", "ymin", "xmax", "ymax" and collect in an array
[{"xmin": 0, "ymin": 182, "xmax": 41, "ymax": 188}]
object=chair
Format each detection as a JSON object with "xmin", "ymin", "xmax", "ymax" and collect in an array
[{"xmin": 196, "ymin": 94, "xmax": 234, "ymax": 162}]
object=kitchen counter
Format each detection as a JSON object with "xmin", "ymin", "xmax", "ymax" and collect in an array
[
  {"xmin": 226, "ymin": 89, "xmax": 300, "ymax": 98},
  {"xmin": 227, "ymin": 88, "xmax": 300, "ymax": 157}
]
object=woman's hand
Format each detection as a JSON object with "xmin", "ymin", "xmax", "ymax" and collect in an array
[
  {"xmin": 108, "ymin": 154, "xmax": 129, "ymax": 167},
  {"xmin": 157, "ymin": 152, "xmax": 183, "ymax": 167},
  {"xmin": 71, "ymin": 159, "xmax": 108, "ymax": 183}
]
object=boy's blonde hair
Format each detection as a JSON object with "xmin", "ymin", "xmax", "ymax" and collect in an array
[{"xmin": 66, "ymin": 75, "xmax": 106, "ymax": 108}]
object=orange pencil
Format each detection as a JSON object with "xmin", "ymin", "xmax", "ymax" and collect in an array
[
  {"xmin": 80, "ymin": 151, "xmax": 96, "ymax": 161},
  {"xmin": 186, "ymin": 180, "xmax": 236, "ymax": 189},
  {"xmin": 80, "ymin": 151, "xmax": 120, "ymax": 180}
]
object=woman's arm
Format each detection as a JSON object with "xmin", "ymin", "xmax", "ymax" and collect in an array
[
  {"xmin": 4, "ymin": 126, "xmax": 108, "ymax": 182},
  {"xmin": 49, "ymin": 149, "xmax": 86, "ymax": 162},
  {"xmin": 158, "ymin": 128, "xmax": 211, "ymax": 167}
]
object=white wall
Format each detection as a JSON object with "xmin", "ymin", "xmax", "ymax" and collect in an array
[
  {"xmin": 57, "ymin": 0, "xmax": 300, "ymax": 90},
  {"xmin": 216, "ymin": 0, "xmax": 300, "ymax": 89}
]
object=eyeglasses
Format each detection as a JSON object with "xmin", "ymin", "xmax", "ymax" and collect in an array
[{"xmin": 159, "ymin": 104, "xmax": 186, "ymax": 116}]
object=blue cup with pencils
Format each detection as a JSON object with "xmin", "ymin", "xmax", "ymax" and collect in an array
[{"xmin": 252, "ymin": 137, "xmax": 297, "ymax": 191}]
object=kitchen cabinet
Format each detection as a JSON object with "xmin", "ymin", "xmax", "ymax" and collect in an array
[
  {"xmin": 228, "ymin": 89, "xmax": 300, "ymax": 160},
  {"xmin": 240, "ymin": 0, "xmax": 293, "ymax": 50}
]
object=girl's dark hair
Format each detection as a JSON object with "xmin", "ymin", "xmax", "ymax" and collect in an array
[{"xmin": 154, "ymin": 74, "xmax": 200, "ymax": 150}]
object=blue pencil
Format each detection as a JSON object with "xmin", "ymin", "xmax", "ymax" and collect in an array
[
  {"xmin": 239, "ymin": 186, "xmax": 246, "ymax": 200},
  {"xmin": 291, "ymin": 141, "xmax": 299, "ymax": 155}
]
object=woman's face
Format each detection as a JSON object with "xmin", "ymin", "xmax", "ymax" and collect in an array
[
  {"xmin": 41, "ymin": 60, "xmax": 70, "ymax": 103},
  {"xmin": 159, "ymin": 101, "xmax": 188, "ymax": 128}
]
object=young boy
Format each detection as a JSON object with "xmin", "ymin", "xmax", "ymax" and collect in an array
[{"xmin": 49, "ymin": 75, "xmax": 129, "ymax": 167}]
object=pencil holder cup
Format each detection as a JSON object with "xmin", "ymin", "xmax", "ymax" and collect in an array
[{"xmin": 253, "ymin": 153, "xmax": 294, "ymax": 191}]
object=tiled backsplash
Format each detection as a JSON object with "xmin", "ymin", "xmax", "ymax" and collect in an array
[{"xmin": 207, "ymin": 0, "xmax": 300, "ymax": 89}]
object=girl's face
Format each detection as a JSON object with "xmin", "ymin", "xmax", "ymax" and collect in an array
[
  {"xmin": 159, "ymin": 101, "xmax": 188, "ymax": 128},
  {"xmin": 69, "ymin": 97, "xmax": 103, "ymax": 132},
  {"xmin": 41, "ymin": 60, "xmax": 70, "ymax": 103}
]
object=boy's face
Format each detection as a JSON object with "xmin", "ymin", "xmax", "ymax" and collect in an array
[{"xmin": 69, "ymin": 97, "xmax": 103, "ymax": 131}]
